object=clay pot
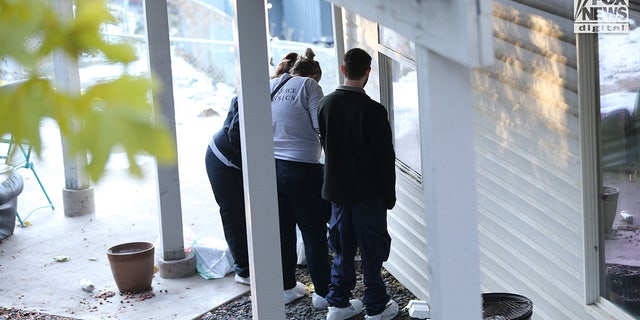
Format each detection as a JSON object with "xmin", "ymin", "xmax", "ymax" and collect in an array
[{"xmin": 106, "ymin": 241, "xmax": 155, "ymax": 293}]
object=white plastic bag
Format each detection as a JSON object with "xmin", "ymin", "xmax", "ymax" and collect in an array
[
  {"xmin": 296, "ymin": 226, "xmax": 306, "ymax": 265},
  {"xmin": 154, "ymin": 226, "xmax": 196, "ymax": 265},
  {"xmin": 191, "ymin": 236, "xmax": 235, "ymax": 280}
]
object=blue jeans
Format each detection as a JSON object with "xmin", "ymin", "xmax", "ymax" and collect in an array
[
  {"xmin": 205, "ymin": 146, "xmax": 249, "ymax": 278},
  {"xmin": 325, "ymin": 198, "xmax": 392, "ymax": 315},
  {"xmin": 275, "ymin": 159, "xmax": 331, "ymax": 295}
]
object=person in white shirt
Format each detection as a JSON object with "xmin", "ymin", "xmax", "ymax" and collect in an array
[{"xmin": 270, "ymin": 48, "xmax": 332, "ymax": 308}]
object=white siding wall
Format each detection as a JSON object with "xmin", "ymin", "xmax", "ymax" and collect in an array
[
  {"xmin": 473, "ymin": 1, "xmax": 590, "ymax": 319},
  {"xmin": 340, "ymin": 0, "xmax": 604, "ymax": 318}
]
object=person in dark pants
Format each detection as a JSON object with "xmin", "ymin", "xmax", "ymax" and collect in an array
[
  {"xmin": 205, "ymin": 139, "xmax": 248, "ymax": 282},
  {"xmin": 318, "ymin": 48, "xmax": 398, "ymax": 320},
  {"xmin": 270, "ymin": 48, "xmax": 332, "ymax": 307},
  {"xmin": 205, "ymin": 53, "xmax": 298, "ymax": 286}
]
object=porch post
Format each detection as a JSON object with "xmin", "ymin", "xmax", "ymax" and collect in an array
[
  {"xmin": 232, "ymin": 0, "xmax": 285, "ymax": 319},
  {"xmin": 53, "ymin": 0, "xmax": 96, "ymax": 218},
  {"xmin": 143, "ymin": 0, "xmax": 196, "ymax": 278},
  {"xmin": 417, "ymin": 47, "xmax": 482, "ymax": 319},
  {"xmin": 331, "ymin": 4, "xmax": 345, "ymax": 85}
]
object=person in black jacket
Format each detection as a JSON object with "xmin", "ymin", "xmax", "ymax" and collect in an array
[
  {"xmin": 204, "ymin": 53, "xmax": 297, "ymax": 286},
  {"xmin": 318, "ymin": 48, "xmax": 398, "ymax": 320}
]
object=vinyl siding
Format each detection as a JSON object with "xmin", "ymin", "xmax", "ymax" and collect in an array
[
  {"xmin": 339, "ymin": 0, "xmax": 609, "ymax": 318},
  {"xmin": 473, "ymin": 1, "xmax": 591, "ymax": 319}
]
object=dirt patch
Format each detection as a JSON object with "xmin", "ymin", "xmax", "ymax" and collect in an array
[
  {"xmin": 0, "ymin": 307, "xmax": 80, "ymax": 320},
  {"xmin": 0, "ymin": 290, "xmax": 158, "ymax": 320},
  {"xmin": 607, "ymin": 263, "xmax": 640, "ymax": 316}
]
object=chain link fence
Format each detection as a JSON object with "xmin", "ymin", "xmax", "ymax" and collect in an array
[{"xmin": 1, "ymin": 0, "xmax": 337, "ymax": 94}]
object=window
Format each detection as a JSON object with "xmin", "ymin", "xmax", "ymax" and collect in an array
[
  {"xmin": 597, "ymin": 6, "xmax": 640, "ymax": 316},
  {"xmin": 387, "ymin": 58, "xmax": 420, "ymax": 176},
  {"xmin": 379, "ymin": 25, "xmax": 415, "ymax": 59},
  {"xmin": 378, "ymin": 25, "xmax": 421, "ymax": 179}
]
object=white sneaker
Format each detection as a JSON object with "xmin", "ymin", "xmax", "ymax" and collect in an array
[
  {"xmin": 312, "ymin": 292, "xmax": 329, "ymax": 310},
  {"xmin": 234, "ymin": 274, "xmax": 250, "ymax": 286},
  {"xmin": 326, "ymin": 299, "xmax": 364, "ymax": 320},
  {"xmin": 284, "ymin": 282, "xmax": 307, "ymax": 304},
  {"xmin": 364, "ymin": 300, "xmax": 399, "ymax": 320}
]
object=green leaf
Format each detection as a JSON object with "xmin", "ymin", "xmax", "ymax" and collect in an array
[
  {"xmin": 0, "ymin": 0, "xmax": 56, "ymax": 66},
  {"xmin": 73, "ymin": 76, "xmax": 176, "ymax": 181},
  {"xmin": 0, "ymin": 0, "xmax": 177, "ymax": 182},
  {"xmin": 0, "ymin": 79, "xmax": 59, "ymax": 155}
]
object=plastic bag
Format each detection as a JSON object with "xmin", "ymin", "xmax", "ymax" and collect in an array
[
  {"xmin": 296, "ymin": 226, "xmax": 306, "ymax": 265},
  {"xmin": 191, "ymin": 235, "xmax": 235, "ymax": 280},
  {"xmin": 154, "ymin": 226, "xmax": 196, "ymax": 265}
]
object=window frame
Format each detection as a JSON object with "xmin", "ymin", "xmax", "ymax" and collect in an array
[
  {"xmin": 577, "ymin": 32, "xmax": 603, "ymax": 306},
  {"xmin": 579, "ymin": 27, "xmax": 640, "ymax": 319},
  {"xmin": 378, "ymin": 46, "xmax": 422, "ymax": 185}
]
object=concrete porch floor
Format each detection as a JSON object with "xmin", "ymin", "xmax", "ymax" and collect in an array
[{"xmin": 0, "ymin": 115, "xmax": 250, "ymax": 319}]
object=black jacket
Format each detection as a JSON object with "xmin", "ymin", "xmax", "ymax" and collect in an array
[
  {"xmin": 213, "ymin": 96, "xmax": 242, "ymax": 168},
  {"xmin": 318, "ymin": 86, "xmax": 396, "ymax": 209},
  {"xmin": 211, "ymin": 77, "xmax": 294, "ymax": 168}
]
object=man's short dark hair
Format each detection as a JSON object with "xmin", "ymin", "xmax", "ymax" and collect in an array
[{"xmin": 342, "ymin": 48, "xmax": 371, "ymax": 80}]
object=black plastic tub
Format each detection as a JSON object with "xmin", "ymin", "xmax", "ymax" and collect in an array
[{"xmin": 482, "ymin": 292, "xmax": 533, "ymax": 320}]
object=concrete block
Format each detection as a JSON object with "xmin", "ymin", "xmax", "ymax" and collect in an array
[
  {"xmin": 62, "ymin": 187, "xmax": 95, "ymax": 217},
  {"xmin": 158, "ymin": 251, "xmax": 197, "ymax": 279}
]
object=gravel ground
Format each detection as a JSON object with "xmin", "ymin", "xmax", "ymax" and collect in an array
[
  {"xmin": 197, "ymin": 266, "xmax": 419, "ymax": 320},
  {"xmin": 0, "ymin": 308, "xmax": 79, "ymax": 320},
  {"xmin": 0, "ymin": 267, "xmax": 418, "ymax": 320}
]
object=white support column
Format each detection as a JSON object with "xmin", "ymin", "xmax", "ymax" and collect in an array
[
  {"xmin": 417, "ymin": 46, "xmax": 482, "ymax": 319},
  {"xmin": 143, "ymin": 0, "xmax": 195, "ymax": 278},
  {"xmin": 331, "ymin": 4, "xmax": 345, "ymax": 85},
  {"xmin": 53, "ymin": 0, "xmax": 95, "ymax": 217},
  {"xmin": 232, "ymin": 1, "xmax": 285, "ymax": 319}
]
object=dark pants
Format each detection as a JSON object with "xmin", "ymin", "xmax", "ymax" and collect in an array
[
  {"xmin": 325, "ymin": 198, "xmax": 392, "ymax": 315},
  {"xmin": 205, "ymin": 146, "xmax": 249, "ymax": 278},
  {"xmin": 275, "ymin": 159, "xmax": 331, "ymax": 295}
]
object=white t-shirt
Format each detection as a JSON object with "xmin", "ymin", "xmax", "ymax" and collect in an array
[{"xmin": 270, "ymin": 73, "xmax": 324, "ymax": 163}]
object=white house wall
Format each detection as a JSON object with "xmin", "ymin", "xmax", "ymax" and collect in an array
[
  {"xmin": 473, "ymin": 1, "xmax": 590, "ymax": 319},
  {"xmin": 340, "ymin": 0, "xmax": 601, "ymax": 318}
]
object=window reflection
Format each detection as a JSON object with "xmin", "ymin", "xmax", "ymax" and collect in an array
[
  {"xmin": 379, "ymin": 25, "xmax": 415, "ymax": 59},
  {"xmin": 389, "ymin": 59, "xmax": 421, "ymax": 175},
  {"xmin": 379, "ymin": 24, "xmax": 420, "ymax": 178},
  {"xmin": 599, "ymin": 8, "xmax": 640, "ymax": 317}
]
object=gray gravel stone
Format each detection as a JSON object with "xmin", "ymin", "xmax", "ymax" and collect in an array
[{"xmin": 197, "ymin": 266, "xmax": 419, "ymax": 320}]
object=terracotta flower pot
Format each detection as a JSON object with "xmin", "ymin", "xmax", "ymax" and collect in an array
[{"xmin": 106, "ymin": 241, "xmax": 155, "ymax": 293}]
